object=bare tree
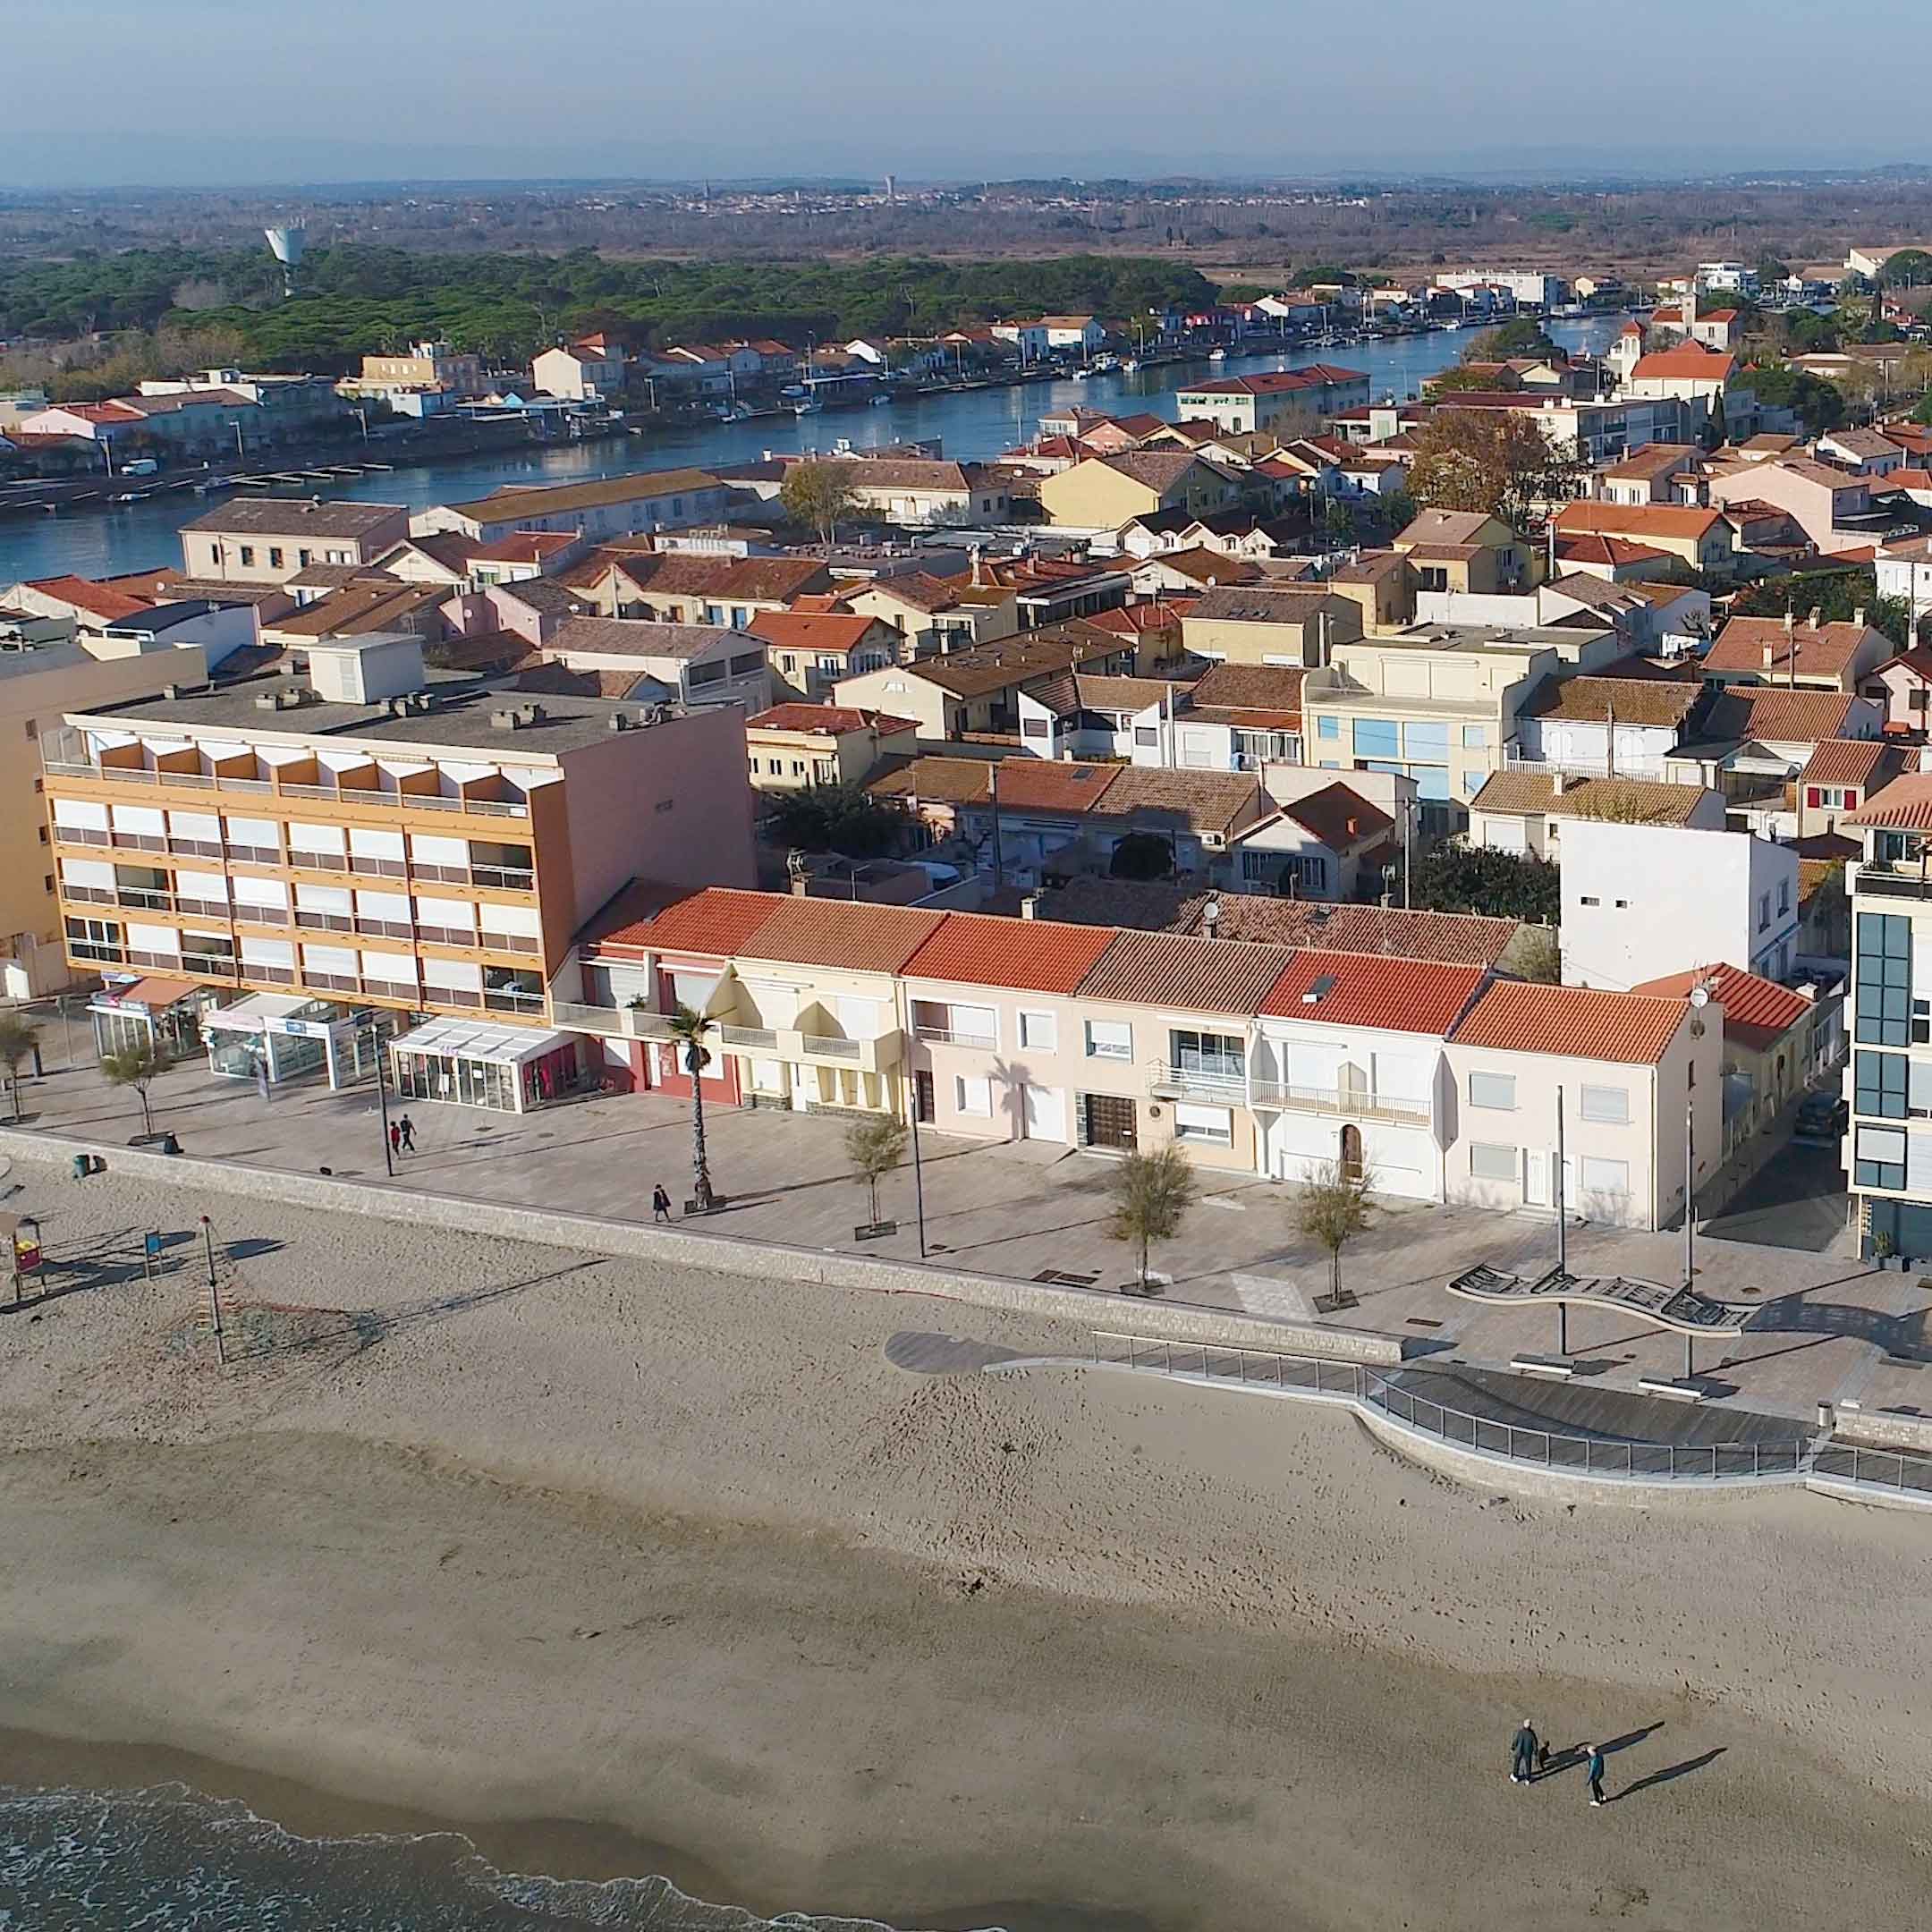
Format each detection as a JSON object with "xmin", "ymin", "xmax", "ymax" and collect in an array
[
  {"xmin": 844, "ymin": 1114, "xmax": 907, "ymax": 1227},
  {"xmin": 100, "ymin": 1041, "xmax": 170, "ymax": 1140},
  {"xmin": 0, "ymin": 1013, "xmax": 38, "ymax": 1123}
]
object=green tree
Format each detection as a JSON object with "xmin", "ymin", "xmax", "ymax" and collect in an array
[
  {"xmin": 1106, "ymin": 1144, "xmax": 1196, "ymax": 1293},
  {"xmin": 1741, "ymin": 360, "xmax": 1845, "ymax": 434},
  {"xmin": 665, "ymin": 1004, "xmax": 718, "ymax": 1211},
  {"xmin": 1883, "ymin": 250, "xmax": 1932, "ymax": 289},
  {"xmin": 1321, "ymin": 496, "xmax": 1358, "ymax": 546},
  {"xmin": 779, "ymin": 459, "xmax": 859, "ymax": 541},
  {"xmin": 1109, "ymin": 831, "xmax": 1174, "ymax": 880},
  {"xmin": 1466, "ymin": 318, "xmax": 1556, "ymax": 360},
  {"xmin": 1513, "ymin": 927, "xmax": 1562, "ymax": 984},
  {"xmin": 1410, "ymin": 840, "xmax": 1560, "ymax": 923},
  {"xmin": 0, "ymin": 1013, "xmax": 40, "ymax": 1123},
  {"xmin": 99, "ymin": 1041, "xmax": 169, "ymax": 1139},
  {"xmin": 844, "ymin": 1114, "xmax": 907, "ymax": 1228},
  {"xmin": 1296, "ymin": 1157, "xmax": 1374, "ymax": 1308},
  {"xmin": 766, "ymin": 783, "xmax": 909, "ymax": 860}
]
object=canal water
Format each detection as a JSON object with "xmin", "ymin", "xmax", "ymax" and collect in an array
[{"xmin": 0, "ymin": 317, "xmax": 1623, "ymax": 584}]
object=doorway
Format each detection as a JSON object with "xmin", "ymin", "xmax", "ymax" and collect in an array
[
  {"xmin": 1339, "ymin": 1121, "xmax": 1364, "ymax": 1182},
  {"xmin": 1081, "ymin": 1093, "xmax": 1137, "ymax": 1150}
]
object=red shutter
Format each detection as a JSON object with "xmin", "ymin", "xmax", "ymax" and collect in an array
[{"xmin": 1807, "ymin": 787, "xmax": 1823, "ymax": 808}]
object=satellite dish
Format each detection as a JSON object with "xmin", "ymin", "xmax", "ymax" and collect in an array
[{"xmin": 1690, "ymin": 985, "xmax": 1711, "ymax": 1008}]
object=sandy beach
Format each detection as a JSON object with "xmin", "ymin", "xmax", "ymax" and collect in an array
[{"xmin": 1, "ymin": 1151, "xmax": 1928, "ymax": 1929}]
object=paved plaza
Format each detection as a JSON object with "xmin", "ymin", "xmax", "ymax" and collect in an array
[{"xmin": 4, "ymin": 1012, "xmax": 1915, "ymax": 1432}]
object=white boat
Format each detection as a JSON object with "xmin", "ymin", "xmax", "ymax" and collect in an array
[
  {"xmin": 869, "ymin": 392, "xmax": 892, "ymax": 406},
  {"xmin": 1208, "ymin": 347, "xmax": 1228, "ymax": 362},
  {"xmin": 793, "ymin": 398, "xmax": 823, "ymax": 416},
  {"xmin": 1072, "ymin": 367, "xmax": 1093, "ymax": 380},
  {"xmin": 1120, "ymin": 358, "xmax": 1140, "ymax": 374}
]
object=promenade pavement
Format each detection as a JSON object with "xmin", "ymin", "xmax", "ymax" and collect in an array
[{"xmin": 4, "ymin": 1021, "xmax": 1916, "ymax": 1431}]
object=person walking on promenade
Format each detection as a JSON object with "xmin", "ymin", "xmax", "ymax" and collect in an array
[
  {"xmin": 398, "ymin": 1114, "xmax": 416, "ymax": 1153},
  {"xmin": 1585, "ymin": 1743, "xmax": 1607, "ymax": 1807},
  {"xmin": 1511, "ymin": 1719, "xmax": 1540, "ymax": 1784},
  {"xmin": 652, "ymin": 1183, "xmax": 673, "ymax": 1224},
  {"xmin": 388, "ymin": 1122, "xmax": 402, "ymax": 1160}
]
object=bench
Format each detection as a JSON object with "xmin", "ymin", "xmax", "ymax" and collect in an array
[
  {"xmin": 1636, "ymin": 1375, "xmax": 1708, "ymax": 1402},
  {"xmin": 1511, "ymin": 1353, "xmax": 1576, "ymax": 1379}
]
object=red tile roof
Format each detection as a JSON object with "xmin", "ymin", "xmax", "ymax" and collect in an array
[
  {"xmin": 747, "ymin": 610, "xmax": 886, "ymax": 654},
  {"xmin": 1706, "ymin": 616, "xmax": 1882, "ymax": 681},
  {"xmin": 902, "ymin": 912, "xmax": 1119, "ymax": 995},
  {"xmin": 1555, "ymin": 502, "xmax": 1725, "ymax": 542},
  {"xmin": 1451, "ymin": 982, "xmax": 1689, "ymax": 1065},
  {"xmin": 1077, "ymin": 929, "xmax": 1292, "ymax": 1015},
  {"xmin": 24, "ymin": 573, "xmax": 154, "ymax": 622},
  {"xmin": 595, "ymin": 887, "xmax": 788, "ymax": 959},
  {"xmin": 1800, "ymin": 738, "xmax": 1899, "ymax": 789},
  {"xmin": 1260, "ymin": 951, "xmax": 1487, "ymax": 1034},
  {"xmin": 1847, "ymin": 772, "xmax": 1932, "ymax": 830},
  {"xmin": 1553, "ymin": 533, "xmax": 1672, "ymax": 568},
  {"xmin": 737, "ymin": 897, "xmax": 947, "ymax": 974},
  {"xmin": 746, "ymin": 704, "xmax": 916, "ymax": 735},
  {"xmin": 1628, "ymin": 962, "xmax": 1813, "ymax": 1052}
]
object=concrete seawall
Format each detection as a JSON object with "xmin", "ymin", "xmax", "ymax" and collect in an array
[{"xmin": 0, "ymin": 1126, "xmax": 1406, "ymax": 1366}]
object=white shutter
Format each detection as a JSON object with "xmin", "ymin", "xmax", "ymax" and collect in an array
[
  {"xmin": 302, "ymin": 944, "xmax": 358, "ymax": 976},
  {"xmin": 354, "ymin": 890, "xmax": 411, "ymax": 921},
  {"xmin": 348, "ymin": 826, "xmax": 406, "ymax": 859},
  {"xmin": 420, "ymin": 955, "xmax": 483, "ymax": 993},
  {"xmin": 360, "ymin": 949, "xmax": 415, "ymax": 981},
  {"xmin": 126, "ymin": 922, "xmax": 180, "ymax": 953},
  {"xmin": 287, "ymin": 820, "xmax": 346, "ymax": 852},
  {"xmin": 175, "ymin": 870, "xmax": 229, "ymax": 902},
  {"xmin": 60, "ymin": 859, "xmax": 115, "ymax": 889},
  {"xmin": 241, "ymin": 937, "xmax": 294, "ymax": 968},
  {"xmin": 166, "ymin": 809, "xmax": 221, "ymax": 841},
  {"xmin": 54, "ymin": 798, "xmax": 109, "ymax": 830},
  {"xmin": 414, "ymin": 895, "xmax": 475, "ymax": 929},
  {"xmin": 294, "ymin": 883, "xmax": 353, "ymax": 914},
  {"xmin": 480, "ymin": 902, "xmax": 542, "ymax": 937},
  {"xmin": 412, "ymin": 835, "xmax": 470, "ymax": 867},
  {"xmin": 109, "ymin": 803, "xmax": 165, "ymax": 835},
  {"xmin": 231, "ymin": 876, "xmax": 288, "ymax": 909},
  {"xmin": 224, "ymin": 814, "xmax": 279, "ymax": 846}
]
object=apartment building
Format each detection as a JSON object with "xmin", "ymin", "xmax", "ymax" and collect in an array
[
  {"xmin": 1301, "ymin": 621, "xmax": 1624, "ymax": 824},
  {"xmin": 1841, "ymin": 775, "xmax": 1932, "ymax": 1258},
  {"xmin": 744, "ymin": 705, "xmax": 919, "ymax": 794},
  {"xmin": 542, "ymin": 616, "xmax": 774, "ymax": 712},
  {"xmin": 1170, "ymin": 367, "xmax": 1371, "ymax": 437},
  {"xmin": 43, "ymin": 640, "xmax": 756, "ymax": 1106},
  {"xmin": 0, "ymin": 640, "xmax": 213, "ymax": 997},
  {"xmin": 414, "ymin": 470, "xmax": 727, "ymax": 546},
  {"xmin": 179, "ymin": 500, "xmax": 413, "ymax": 586},
  {"xmin": 1180, "ymin": 585, "xmax": 1364, "ymax": 666}
]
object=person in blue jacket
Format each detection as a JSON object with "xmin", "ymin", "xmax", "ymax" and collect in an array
[{"xmin": 1510, "ymin": 1718, "xmax": 1539, "ymax": 1784}]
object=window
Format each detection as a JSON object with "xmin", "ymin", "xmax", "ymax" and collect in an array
[
  {"xmin": 1758, "ymin": 893, "xmax": 1771, "ymax": 933},
  {"xmin": 239, "ymin": 546, "xmax": 255, "ymax": 566},
  {"xmin": 1579, "ymin": 1156, "xmax": 1631, "ymax": 1199},
  {"xmin": 729, "ymin": 650, "xmax": 765, "ymax": 676},
  {"xmin": 688, "ymin": 660, "xmax": 727, "ymax": 687},
  {"xmin": 1469, "ymin": 1070, "xmax": 1516, "ymax": 1110},
  {"xmin": 1018, "ymin": 1010, "xmax": 1056, "ymax": 1052},
  {"xmin": 1352, "ymin": 718, "xmax": 1399, "ymax": 759},
  {"xmin": 298, "ymin": 548, "xmax": 312, "ymax": 567},
  {"xmin": 953, "ymin": 1074, "xmax": 993, "ymax": 1116},
  {"xmin": 1170, "ymin": 1029, "xmax": 1244, "ymax": 1080},
  {"xmin": 1317, "ymin": 716, "xmax": 1340, "ymax": 741},
  {"xmin": 268, "ymin": 547, "xmax": 284, "ymax": 568},
  {"xmin": 1856, "ymin": 1123, "xmax": 1907, "ymax": 1191},
  {"xmin": 1022, "ymin": 717, "xmax": 1052, "ymax": 739},
  {"xmin": 1580, "ymin": 895, "xmax": 1600, "ymax": 907},
  {"xmin": 1856, "ymin": 911, "xmax": 1911, "ymax": 1046},
  {"xmin": 1580, "ymin": 1084, "xmax": 1630, "ymax": 1124},
  {"xmin": 1085, "ymin": 1019, "xmax": 1132, "ymax": 1061},
  {"xmin": 1857, "ymin": 1050, "xmax": 1908, "ymax": 1119},
  {"xmin": 1133, "ymin": 725, "xmax": 1159, "ymax": 747},
  {"xmin": 1469, "ymin": 1142, "xmax": 1517, "ymax": 1182},
  {"xmin": 1778, "ymin": 878, "xmax": 1791, "ymax": 914},
  {"xmin": 1462, "ymin": 724, "xmax": 1487, "ymax": 750},
  {"xmin": 1173, "ymin": 1101, "xmax": 1233, "ymax": 1146}
]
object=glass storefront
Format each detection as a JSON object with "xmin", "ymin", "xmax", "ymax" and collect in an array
[{"xmin": 389, "ymin": 1021, "xmax": 580, "ymax": 1114}]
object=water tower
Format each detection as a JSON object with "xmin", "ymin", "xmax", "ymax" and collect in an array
[{"xmin": 264, "ymin": 222, "xmax": 307, "ymax": 299}]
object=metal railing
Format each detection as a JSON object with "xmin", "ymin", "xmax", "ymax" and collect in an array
[
  {"xmin": 484, "ymin": 987, "xmax": 546, "ymax": 1015},
  {"xmin": 718, "ymin": 1024, "xmax": 778, "ymax": 1050},
  {"xmin": 1813, "ymin": 1442, "xmax": 1932, "ymax": 1496},
  {"xmin": 549, "ymin": 1000, "xmax": 676, "ymax": 1040},
  {"xmin": 1149, "ymin": 1060, "xmax": 1247, "ymax": 1104},
  {"xmin": 1247, "ymin": 1080, "xmax": 1431, "ymax": 1127},
  {"xmin": 285, "ymin": 849, "xmax": 351, "ymax": 874},
  {"xmin": 1854, "ymin": 864, "xmax": 1932, "ymax": 902},
  {"xmin": 479, "ymin": 931, "xmax": 540, "ymax": 956},
  {"xmin": 44, "ymin": 759, "xmax": 530, "ymax": 818},
  {"xmin": 1091, "ymin": 1335, "xmax": 1809, "ymax": 1483},
  {"xmin": 913, "ymin": 1023, "xmax": 996, "ymax": 1049},
  {"xmin": 801, "ymin": 1032, "xmax": 862, "ymax": 1061}
]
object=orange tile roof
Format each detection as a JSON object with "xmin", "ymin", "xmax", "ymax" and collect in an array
[
  {"xmin": 1800, "ymin": 738, "xmax": 1898, "ymax": 789},
  {"xmin": 1077, "ymin": 929, "xmax": 1292, "ymax": 1016},
  {"xmin": 25, "ymin": 573, "xmax": 154, "ymax": 622},
  {"xmin": 746, "ymin": 704, "xmax": 916, "ymax": 735},
  {"xmin": 1629, "ymin": 343, "xmax": 1736, "ymax": 381},
  {"xmin": 1628, "ymin": 962, "xmax": 1812, "ymax": 1051},
  {"xmin": 596, "ymin": 887, "xmax": 788, "ymax": 959},
  {"xmin": 1847, "ymin": 772, "xmax": 1932, "ymax": 830},
  {"xmin": 737, "ymin": 897, "xmax": 947, "ymax": 974},
  {"xmin": 1451, "ymin": 981, "xmax": 1689, "ymax": 1065},
  {"xmin": 1554, "ymin": 502, "xmax": 1725, "ymax": 542},
  {"xmin": 1260, "ymin": 951, "xmax": 1487, "ymax": 1034},
  {"xmin": 902, "ymin": 911, "xmax": 1119, "ymax": 995},
  {"xmin": 1706, "ymin": 615, "xmax": 1880, "ymax": 680},
  {"xmin": 747, "ymin": 610, "xmax": 885, "ymax": 653}
]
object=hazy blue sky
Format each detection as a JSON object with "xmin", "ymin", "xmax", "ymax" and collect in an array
[{"xmin": 7, "ymin": 0, "xmax": 1932, "ymax": 187}]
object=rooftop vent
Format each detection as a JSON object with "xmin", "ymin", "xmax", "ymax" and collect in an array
[
  {"xmin": 1301, "ymin": 972, "xmax": 1337, "ymax": 1006},
  {"xmin": 490, "ymin": 700, "xmax": 547, "ymax": 732},
  {"xmin": 254, "ymin": 686, "xmax": 317, "ymax": 712}
]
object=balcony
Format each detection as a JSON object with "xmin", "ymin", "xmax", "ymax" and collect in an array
[
  {"xmin": 285, "ymin": 848, "xmax": 352, "ymax": 875},
  {"xmin": 1150, "ymin": 1061, "xmax": 1248, "ymax": 1105},
  {"xmin": 479, "ymin": 930, "xmax": 541, "ymax": 956},
  {"xmin": 718, "ymin": 1023, "xmax": 780, "ymax": 1051},
  {"xmin": 913, "ymin": 1022, "xmax": 997, "ymax": 1049},
  {"xmin": 42, "ymin": 758, "xmax": 531, "ymax": 820},
  {"xmin": 484, "ymin": 987, "xmax": 547, "ymax": 1016},
  {"xmin": 1247, "ymin": 1079, "xmax": 1430, "ymax": 1127},
  {"xmin": 1853, "ymin": 861, "xmax": 1932, "ymax": 902},
  {"xmin": 549, "ymin": 1000, "xmax": 676, "ymax": 1041}
]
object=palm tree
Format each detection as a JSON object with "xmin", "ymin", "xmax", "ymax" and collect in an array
[
  {"xmin": 100, "ymin": 1041, "xmax": 170, "ymax": 1140},
  {"xmin": 665, "ymin": 1004, "xmax": 717, "ymax": 1210},
  {"xmin": 0, "ymin": 1013, "xmax": 40, "ymax": 1123},
  {"xmin": 1106, "ymin": 1144, "xmax": 1196, "ymax": 1294}
]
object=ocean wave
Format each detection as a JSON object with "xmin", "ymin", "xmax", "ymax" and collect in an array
[{"xmin": 0, "ymin": 1782, "xmax": 994, "ymax": 1931}]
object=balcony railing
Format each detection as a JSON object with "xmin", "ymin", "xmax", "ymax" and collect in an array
[
  {"xmin": 479, "ymin": 931, "xmax": 540, "ymax": 956},
  {"xmin": 50, "ymin": 823, "xmax": 109, "ymax": 848},
  {"xmin": 294, "ymin": 908, "xmax": 355, "ymax": 933},
  {"xmin": 349, "ymin": 854, "xmax": 411, "ymax": 879},
  {"xmin": 285, "ymin": 849, "xmax": 351, "ymax": 875},
  {"xmin": 484, "ymin": 987, "xmax": 546, "ymax": 1015},
  {"xmin": 176, "ymin": 895, "xmax": 237, "ymax": 921},
  {"xmin": 414, "ymin": 923, "xmax": 478, "ymax": 948},
  {"xmin": 801, "ymin": 1032, "xmax": 862, "ymax": 1061},
  {"xmin": 181, "ymin": 953, "xmax": 240, "ymax": 979},
  {"xmin": 549, "ymin": 1000, "xmax": 676, "ymax": 1040},
  {"xmin": 1247, "ymin": 1079, "xmax": 1430, "ymax": 1126},
  {"xmin": 913, "ymin": 1023, "xmax": 997, "ymax": 1049},
  {"xmin": 354, "ymin": 915, "xmax": 416, "ymax": 942},
  {"xmin": 718, "ymin": 1024, "xmax": 779, "ymax": 1050},
  {"xmin": 59, "ymin": 882, "xmax": 117, "ymax": 906},
  {"xmin": 1150, "ymin": 1061, "xmax": 1248, "ymax": 1104},
  {"xmin": 43, "ymin": 758, "xmax": 530, "ymax": 818},
  {"xmin": 1854, "ymin": 862, "xmax": 1932, "ymax": 902}
]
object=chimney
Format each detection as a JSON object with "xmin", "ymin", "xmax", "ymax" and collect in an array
[
  {"xmin": 1020, "ymin": 892, "xmax": 1040, "ymax": 919},
  {"xmin": 1808, "ymin": 606, "xmax": 1822, "ymax": 631},
  {"xmin": 1855, "ymin": 606, "xmax": 1868, "ymax": 628},
  {"xmin": 1784, "ymin": 609, "xmax": 1795, "ymax": 636}
]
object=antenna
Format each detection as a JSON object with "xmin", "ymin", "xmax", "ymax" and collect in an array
[{"xmin": 264, "ymin": 222, "xmax": 307, "ymax": 300}]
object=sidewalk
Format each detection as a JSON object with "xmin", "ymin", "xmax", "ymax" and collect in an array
[{"xmin": 4, "ymin": 1028, "xmax": 1915, "ymax": 1428}]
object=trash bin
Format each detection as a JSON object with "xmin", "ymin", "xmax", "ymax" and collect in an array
[
  {"xmin": 72, "ymin": 1153, "xmax": 89, "ymax": 1182},
  {"xmin": 158, "ymin": 1133, "xmax": 181, "ymax": 1157}
]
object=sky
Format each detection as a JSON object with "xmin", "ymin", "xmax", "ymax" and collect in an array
[{"xmin": 6, "ymin": 0, "xmax": 1932, "ymax": 188}]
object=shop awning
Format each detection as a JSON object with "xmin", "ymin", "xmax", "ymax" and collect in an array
[
  {"xmin": 390, "ymin": 1016, "xmax": 575, "ymax": 1067},
  {"xmin": 88, "ymin": 976, "xmax": 201, "ymax": 1015},
  {"xmin": 205, "ymin": 991, "xmax": 323, "ymax": 1032}
]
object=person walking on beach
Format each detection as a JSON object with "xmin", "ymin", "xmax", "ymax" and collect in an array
[
  {"xmin": 651, "ymin": 1183, "xmax": 672, "ymax": 1224},
  {"xmin": 1511, "ymin": 1719, "xmax": 1540, "ymax": 1784},
  {"xmin": 1584, "ymin": 1743, "xmax": 1607, "ymax": 1807},
  {"xmin": 398, "ymin": 1114, "xmax": 416, "ymax": 1153}
]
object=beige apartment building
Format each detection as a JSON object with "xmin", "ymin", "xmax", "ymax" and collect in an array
[
  {"xmin": 0, "ymin": 640, "xmax": 211, "ymax": 996},
  {"xmin": 42, "ymin": 637, "xmax": 756, "ymax": 1104},
  {"xmin": 743, "ymin": 704, "xmax": 919, "ymax": 793},
  {"xmin": 179, "ymin": 500, "xmax": 413, "ymax": 585},
  {"xmin": 1180, "ymin": 585, "xmax": 1365, "ymax": 666}
]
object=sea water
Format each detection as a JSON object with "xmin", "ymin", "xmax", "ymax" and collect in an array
[{"xmin": 0, "ymin": 1783, "xmax": 979, "ymax": 1931}]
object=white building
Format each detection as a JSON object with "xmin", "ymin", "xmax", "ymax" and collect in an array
[
  {"xmin": 532, "ymin": 343, "xmax": 624, "ymax": 402},
  {"xmin": 1560, "ymin": 820, "xmax": 1801, "ymax": 991},
  {"xmin": 1697, "ymin": 261, "xmax": 1759, "ymax": 294},
  {"xmin": 1434, "ymin": 270, "xmax": 1566, "ymax": 310}
]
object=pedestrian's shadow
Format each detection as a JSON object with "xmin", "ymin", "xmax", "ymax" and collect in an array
[
  {"xmin": 1536, "ymin": 1722, "xmax": 1663, "ymax": 1779},
  {"xmin": 1613, "ymin": 1747, "xmax": 1725, "ymax": 1801}
]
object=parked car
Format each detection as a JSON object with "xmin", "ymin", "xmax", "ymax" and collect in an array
[{"xmin": 1793, "ymin": 1091, "xmax": 1848, "ymax": 1146}]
